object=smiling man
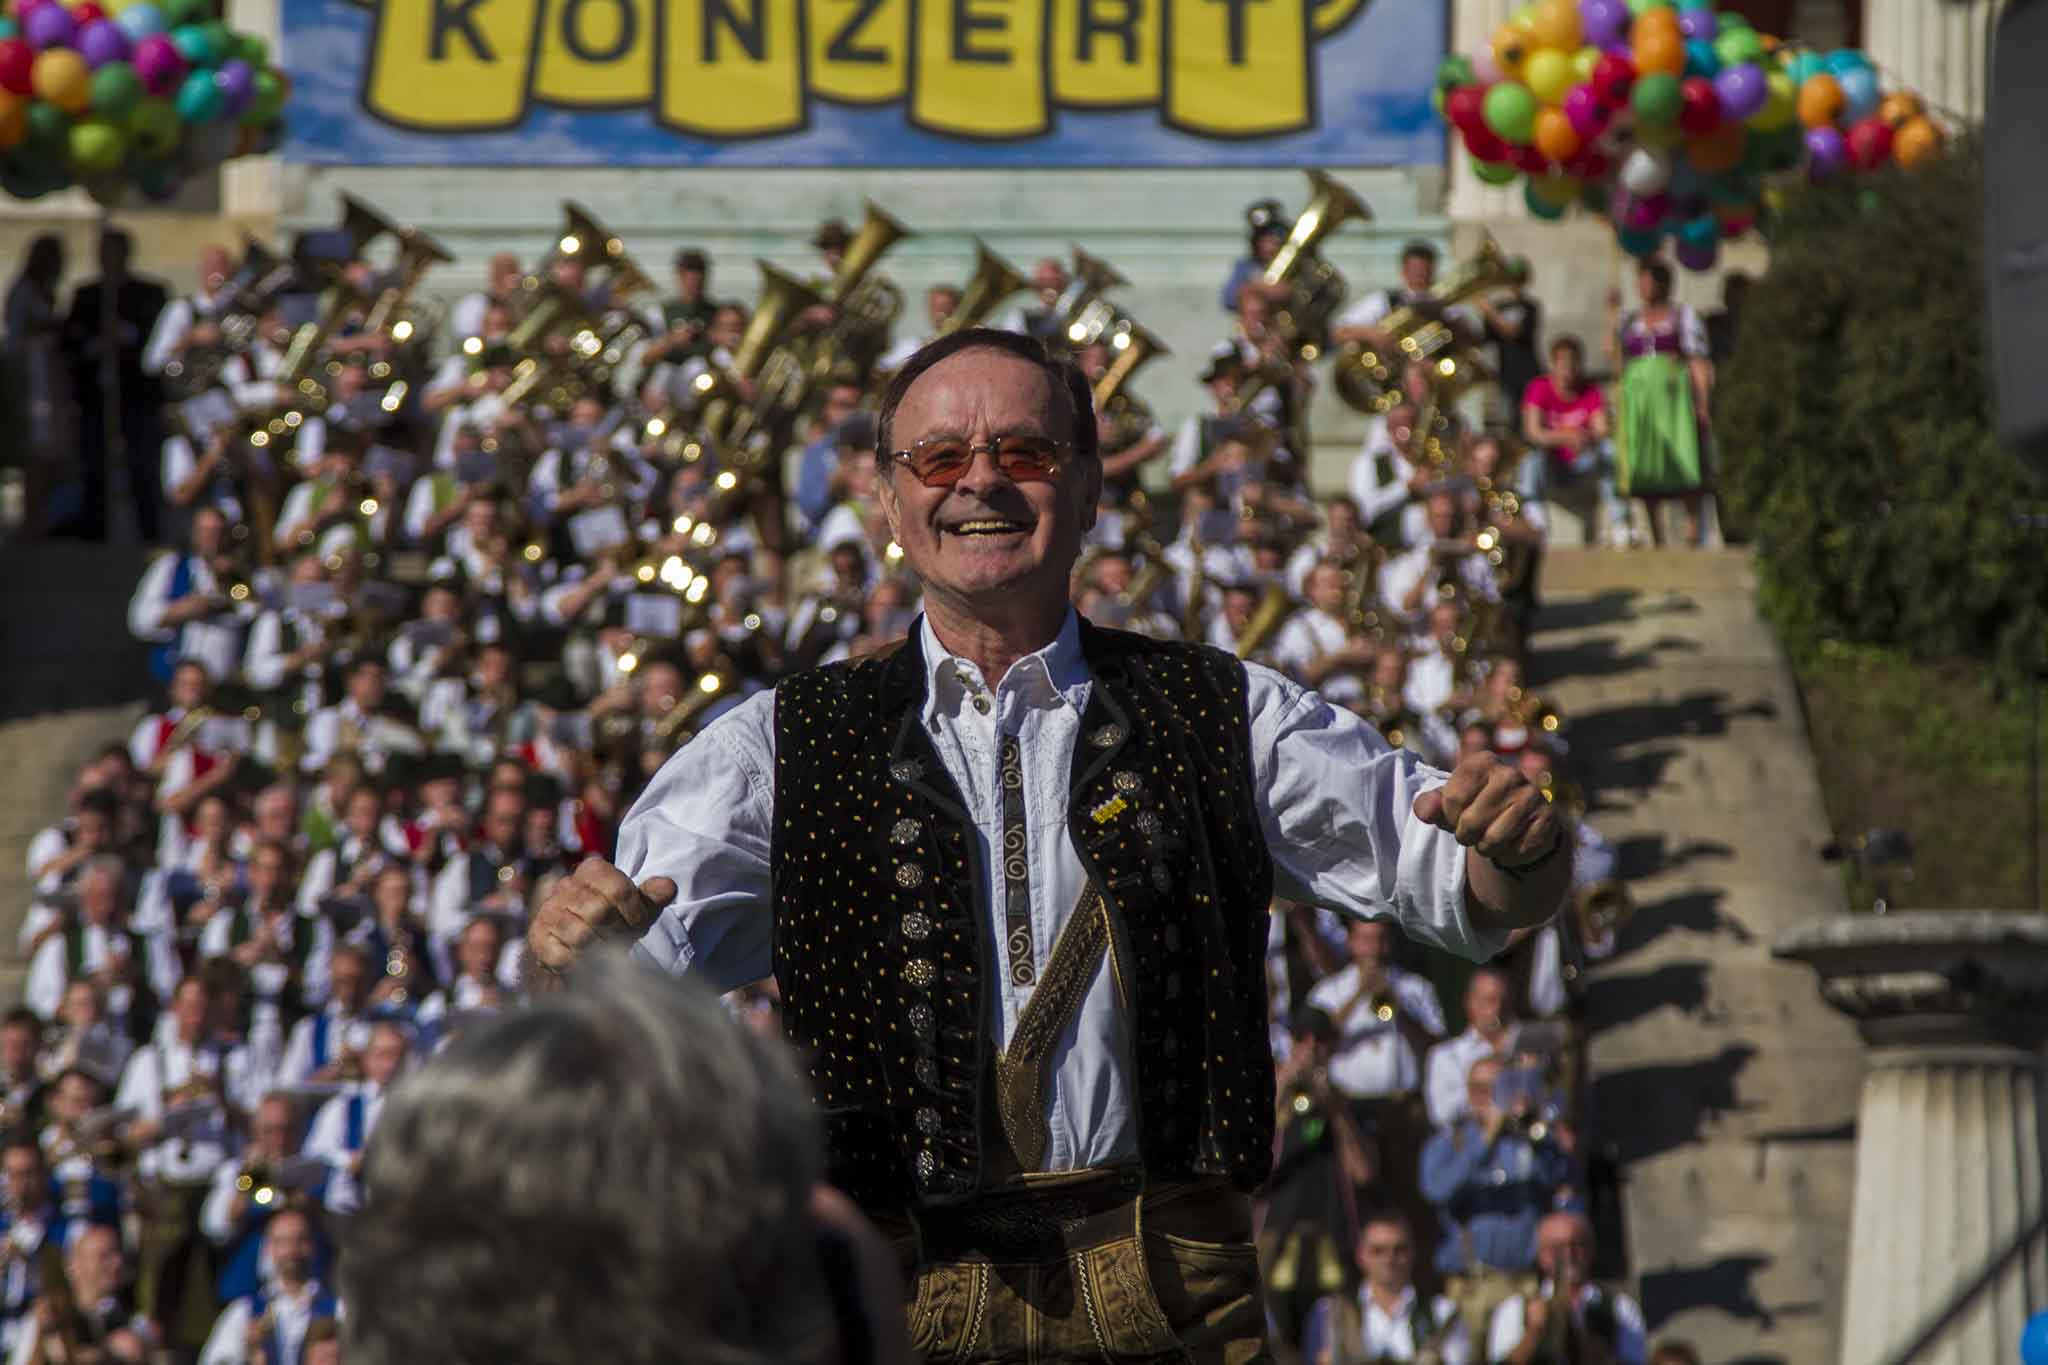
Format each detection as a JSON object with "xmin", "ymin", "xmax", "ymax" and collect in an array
[{"xmin": 529, "ymin": 328, "xmax": 1570, "ymax": 1363}]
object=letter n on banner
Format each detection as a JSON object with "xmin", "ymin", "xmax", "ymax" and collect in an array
[
  {"xmin": 534, "ymin": 0, "xmax": 656, "ymax": 105},
  {"xmin": 1052, "ymin": 0, "xmax": 1158, "ymax": 108},
  {"xmin": 364, "ymin": 0, "xmax": 543, "ymax": 129},
  {"xmin": 1165, "ymin": 0, "xmax": 1310, "ymax": 136},
  {"xmin": 911, "ymin": 0, "xmax": 1047, "ymax": 138},
  {"xmin": 807, "ymin": 0, "xmax": 908, "ymax": 104},
  {"xmin": 660, "ymin": 0, "xmax": 805, "ymax": 136}
]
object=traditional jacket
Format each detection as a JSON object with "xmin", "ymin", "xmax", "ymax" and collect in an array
[{"xmin": 771, "ymin": 619, "xmax": 1276, "ymax": 1210}]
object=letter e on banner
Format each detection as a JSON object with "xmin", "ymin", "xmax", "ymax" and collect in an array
[
  {"xmin": 534, "ymin": 0, "xmax": 655, "ymax": 105},
  {"xmin": 807, "ymin": 0, "xmax": 907, "ymax": 104},
  {"xmin": 1166, "ymin": 0, "xmax": 1310, "ymax": 136},
  {"xmin": 1052, "ymin": 0, "xmax": 1158, "ymax": 107},
  {"xmin": 659, "ymin": 0, "xmax": 805, "ymax": 136},
  {"xmin": 365, "ymin": 0, "xmax": 544, "ymax": 129},
  {"xmin": 911, "ymin": 0, "xmax": 1047, "ymax": 138}
]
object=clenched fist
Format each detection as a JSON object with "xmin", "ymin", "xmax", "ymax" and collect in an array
[
  {"xmin": 526, "ymin": 857, "xmax": 678, "ymax": 986},
  {"xmin": 1411, "ymin": 752, "xmax": 1562, "ymax": 872}
]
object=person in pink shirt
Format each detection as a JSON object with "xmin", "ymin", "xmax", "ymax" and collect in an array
[{"xmin": 1522, "ymin": 337, "xmax": 1630, "ymax": 546}]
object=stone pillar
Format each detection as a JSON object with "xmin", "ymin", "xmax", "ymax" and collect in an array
[
  {"xmin": 1775, "ymin": 912, "xmax": 2048, "ymax": 1365},
  {"xmin": 1861, "ymin": 0, "xmax": 2005, "ymax": 125}
]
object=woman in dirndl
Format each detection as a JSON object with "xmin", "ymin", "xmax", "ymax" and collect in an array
[{"xmin": 1614, "ymin": 257, "xmax": 1715, "ymax": 546}]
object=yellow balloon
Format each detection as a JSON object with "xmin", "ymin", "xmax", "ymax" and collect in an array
[
  {"xmin": 1525, "ymin": 48, "xmax": 1575, "ymax": 106},
  {"xmin": 1750, "ymin": 71, "xmax": 1796, "ymax": 131},
  {"xmin": 1571, "ymin": 45, "xmax": 1601, "ymax": 84},
  {"xmin": 1527, "ymin": 0, "xmax": 1583, "ymax": 52},
  {"xmin": 1493, "ymin": 23, "xmax": 1532, "ymax": 81},
  {"xmin": 31, "ymin": 50, "xmax": 90, "ymax": 115},
  {"xmin": 1511, "ymin": 4, "xmax": 1540, "ymax": 34}
]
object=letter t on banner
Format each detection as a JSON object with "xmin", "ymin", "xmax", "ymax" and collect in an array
[
  {"xmin": 911, "ymin": 0, "xmax": 1049, "ymax": 137},
  {"xmin": 365, "ymin": 0, "xmax": 544, "ymax": 129},
  {"xmin": 1165, "ymin": 0, "xmax": 1309, "ymax": 136}
]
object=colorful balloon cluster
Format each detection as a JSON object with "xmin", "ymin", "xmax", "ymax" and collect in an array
[
  {"xmin": 1433, "ymin": 0, "xmax": 1946, "ymax": 270},
  {"xmin": 0, "ymin": 0, "xmax": 287, "ymax": 203}
]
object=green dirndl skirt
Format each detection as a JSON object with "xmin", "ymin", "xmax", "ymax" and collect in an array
[{"xmin": 1615, "ymin": 352, "xmax": 1704, "ymax": 496}]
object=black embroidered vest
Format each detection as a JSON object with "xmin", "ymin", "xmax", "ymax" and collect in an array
[{"xmin": 770, "ymin": 618, "xmax": 1276, "ymax": 1211}]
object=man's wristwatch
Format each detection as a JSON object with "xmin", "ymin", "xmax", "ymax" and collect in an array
[{"xmin": 1491, "ymin": 828, "xmax": 1568, "ymax": 883}]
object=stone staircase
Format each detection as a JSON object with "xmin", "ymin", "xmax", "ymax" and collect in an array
[
  {"xmin": 0, "ymin": 540, "xmax": 154, "ymax": 999},
  {"xmin": 1532, "ymin": 548, "xmax": 1862, "ymax": 1364}
]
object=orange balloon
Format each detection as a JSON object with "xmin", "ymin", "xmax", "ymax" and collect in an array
[
  {"xmin": 0, "ymin": 92, "xmax": 24, "ymax": 152},
  {"xmin": 1634, "ymin": 30, "xmax": 1686, "ymax": 77},
  {"xmin": 1797, "ymin": 72, "xmax": 1845, "ymax": 128},
  {"xmin": 1533, "ymin": 107, "xmax": 1583, "ymax": 162},
  {"xmin": 1493, "ymin": 23, "xmax": 1532, "ymax": 80},
  {"xmin": 1894, "ymin": 115, "xmax": 1943, "ymax": 168},
  {"xmin": 1878, "ymin": 91, "xmax": 1925, "ymax": 128},
  {"xmin": 1631, "ymin": 8, "xmax": 1682, "ymax": 45},
  {"xmin": 1688, "ymin": 120, "xmax": 1747, "ymax": 172}
]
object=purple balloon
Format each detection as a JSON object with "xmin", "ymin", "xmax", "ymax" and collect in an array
[
  {"xmin": 1676, "ymin": 240, "xmax": 1719, "ymax": 271},
  {"xmin": 76, "ymin": 19, "xmax": 130, "ymax": 67},
  {"xmin": 1678, "ymin": 8, "xmax": 1718, "ymax": 41},
  {"xmin": 1713, "ymin": 63, "xmax": 1767, "ymax": 120},
  {"xmin": 1618, "ymin": 193, "xmax": 1670, "ymax": 232},
  {"xmin": 22, "ymin": 3, "xmax": 77, "ymax": 50},
  {"xmin": 1579, "ymin": 0, "xmax": 1629, "ymax": 47},
  {"xmin": 1564, "ymin": 84, "xmax": 1611, "ymax": 139},
  {"xmin": 214, "ymin": 57, "xmax": 253, "ymax": 114},
  {"xmin": 1805, "ymin": 126, "xmax": 1848, "ymax": 179},
  {"xmin": 131, "ymin": 33, "xmax": 184, "ymax": 93}
]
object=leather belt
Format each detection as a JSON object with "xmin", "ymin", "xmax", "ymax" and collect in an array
[{"xmin": 906, "ymin": 1171, "xmax": 1249, "ymax": 1264}]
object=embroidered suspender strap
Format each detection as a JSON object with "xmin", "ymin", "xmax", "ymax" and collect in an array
[
  {"xmin": 991, "ymin": 885, "xmax": 1112, "ymax": 1174},
  {"xmin": 996, "ymin": 733, "xmax": 1036, "ymax": 990}
]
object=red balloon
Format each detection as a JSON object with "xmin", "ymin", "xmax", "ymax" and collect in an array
[
  {"xmin": 1592, "ymin": 52, "xmax": 1637, "ymax": 105},
  {"xmin": 69, "ymin": 1, "xmax": 105, "ymax": 22},
  {"xmin": 0, "ymin": 39, "xmax": 30, "ymax": 96},
  {"xmin": 1846, "ymin": 115, "xmax": 1895, "ymax": 171},
  {"xmin": 1462, "ymin": 123, "xmax": 1511, "ymax": 163},
  {"xmin": 1445, "ymin": 83, "xmax": 1488, "ymax": 134},
  {"xmin": 1510, "ymin": 144, "xmax": 1550, "ymax": 175},
  {"xmin": 1678, "ymin": 76, "xmax": 1722, "ymax": 134},
  {"xmin": 1564, "ymin": 148, "xmax": 1612, "ymax": 179}
]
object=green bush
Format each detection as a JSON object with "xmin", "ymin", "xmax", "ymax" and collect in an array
[{"xmin": 1716, "ymin": 137, "xmax": 2048, "ymax": 678}]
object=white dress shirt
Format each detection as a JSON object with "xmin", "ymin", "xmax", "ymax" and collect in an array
[
  {"xmin": 114, "ymin": 1036, "xmax": 248, "ymax": 1183},
  {"xmin": 26, "ymin": 924, "xmax": 181, "ymax": 1024},
  {"xmin": 198, "ymin": 1279, "xmax": 333, "ymax": 1365},
  {"xmin": 1488, "ymin": 1285, "xmax": 1647, "ymax": 1365},
  {"xmin": 1306, "ymin": 963, "xmax": 1446, "ymax": 1100},
  {"xmin": 1424, "ymin": 1024, "xmax": 1521, "ymax": 1130},
  {"xmin": 1329, "ymin": 1284, "xmax": 1470, "ymax": 1364},
  {"xmin": 622, "ymin": 610, "xmax": 1509, "ymax": 1172},
  {"xmin": 1273, "ymin": 609, "xmax": 1363, "ymax": 706},
  {"xmin": 305, "ymin": 1082, "xmax": 388, "ymax": 1214},
  {"xmin": 128, "ymin": 552, "xmax": 248, "ymax": 686}
]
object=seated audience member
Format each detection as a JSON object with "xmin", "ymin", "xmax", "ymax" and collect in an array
[
  {"xmin": 342, "ymin": 953, "xmax": 910, "ymax": 1365},
  {"xmin": 1487, "ymin": 1212, "xmax": 1646, "ymax": 1365},
  {"xmin": 1303, "ymin": 1210, "xmax": 1470, "ymax": 1365}
]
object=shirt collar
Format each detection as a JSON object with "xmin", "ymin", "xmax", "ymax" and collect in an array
[
  {"xmin": 917, "ymin": 610, "xmax": 1089, "ymax": 729},
  {"xmin": 1360, "ymin": 1282, "xmax": 1417, "ymax": 1322}
]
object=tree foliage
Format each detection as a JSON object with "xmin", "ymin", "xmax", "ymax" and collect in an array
[{"xmin": 1717, "ymin": 137, "xmax": 2048, "ymax": 677}]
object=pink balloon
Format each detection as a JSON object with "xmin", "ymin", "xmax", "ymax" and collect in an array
[
  {"xmin": 131, "ymin": 31, "xmax": 182, "ymax": 93},
  {"xmin": 1471, "ymin": 51, "xmax": 1502, "ymax": 85},
  {"xmin": 1563, "ymin": 84, "xmax": 1611, "ymax": 139}
]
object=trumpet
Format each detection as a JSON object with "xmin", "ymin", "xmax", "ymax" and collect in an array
[{"xmin": 234, "ymin": 1160, "xmax": 282, "ymax": 1209}]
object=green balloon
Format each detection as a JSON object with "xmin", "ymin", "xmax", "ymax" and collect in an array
[
  {"xmin": 0, "ymin": 17, "xmax": 17, "ymax": 39},
  {"xmin": 128, "ymin": 94, "xmax": 182, "ymax": 154},
  {"xmin": 68, "ymin": 119, "xmax": 126, "ymax": 174},
  {"xmin": 1631, "ymin": 71, "xmax": 1684, "ymax": 127},
  {"xmin": 1715, "ymin": 27, "xmax": 1764, "ymax": 66},
  {"xmin": 234, "ymin": 34, "xmax": 268, "ymax": 67},
  {"xmin": 1524, "ymin": 183, "xmax": 1567, "ymax": 220},
  {"xmin": 1628, "ymin": 0, "xmax": 1674, "ymax": 12},
  {"xmin": 1482, "ymin": 81, "xmax": 1539, "ymax": 143},
  {"xmin": 89, "ymin": 63, "xmax": 142, "ymax": 120},
  {"xmin": 156, "ymin": 0, "xmax": 205, "ymax": 26},
  {"xmin": 24, "ymin": 100, "xmax": 70, "ymax": 155},
  {"xmin": 1471, "ymin": 155, "xmax": 1519, "ymax": 186},
  {"xmin": 199, "ymin": 22, "xmax": 234, "ymax": 60},
  {"xmin": 244, "ymin": 68, "xmax": 283, "ymax": 122}
]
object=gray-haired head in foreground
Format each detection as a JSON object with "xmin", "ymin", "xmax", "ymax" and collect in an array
[{"xmin": 342, "ymin": 953, "xmax": 833, "ymax": 1365}]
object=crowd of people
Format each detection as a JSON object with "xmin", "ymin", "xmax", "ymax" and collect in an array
[{"xmin": 0, "ymin": 185, "xmax": 1721, "ymax": 1362}]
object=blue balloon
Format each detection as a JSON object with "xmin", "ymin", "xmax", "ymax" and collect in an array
[
  {"xmin": 1683, "ymin": 39, "xmax": 1721, "ymax": 77},
  {"xmin": 2022, "ymin": 1309, "xmax": 2048, "ymax": 1365},
  {"xmin": 1826, "ymin": 48, "xmax": 1873, "ymax": 76},
  {"xmin": 1678, "ymin": 214, "xmax": 1718, "ymax": 249},
  {"xmin": 1616, "ymin": 226, "xmax": 1663, "ymax": 258},
  {"xmin": 1837, "ymin": 66, "xmax": 1881, "ymax": 120},
  {"xmin": 116, "ymin": 4, "xmax": 167, "ymax": 41},
  {"xmin": 1789, "ymin": 52, "xmax": 1824, "ymax": 85}
]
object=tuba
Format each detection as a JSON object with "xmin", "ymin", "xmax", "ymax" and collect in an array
[
  {"xmin": 808, "ymin": 202, "xmax": 914, "ymax": 385},
  {"xmin": 939, "ymin": 240, "xmax": 1031, "ymax": 336},
  {"xmin": 1334, "ymin": 233, "xmax": 1515, "ymax": 414},
  {"xmin": 1234, "ymin": 583, "xmax": 1295, "ymax": 661},
  {"xmin": 1259, "ymin": 169, "xmax": 1372, "ymax": 360},
  {"xmin": 362, "ymin": 220, "xmax": 454, "ymax": 339},
  {"xmin": 654, "ymin": 659, "xmax": 741, "ymax": 749},
  {"xmin": 1093, "ymin": 318, "xmax": 1170, "ymax": 451},
  {"xmin": 694, "ymin": 263, "xmax": 827, "ymax": 469},
  {"xmin": 1051, "ymin": 247, "xmax": 1128, "ymax": 350}
]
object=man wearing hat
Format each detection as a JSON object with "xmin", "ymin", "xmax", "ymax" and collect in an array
[
  {"xmin": 811, "ymin": 218, "xmax": 852, "ymax": 279},
  {"xmin": 1220, "ymin": 198, "xmax": 1294, "ymax": 315}
]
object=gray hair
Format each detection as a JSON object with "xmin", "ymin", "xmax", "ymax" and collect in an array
[{"xmin": 341, "ymin": 952, "xmax": 834, "ymax": 1365}]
